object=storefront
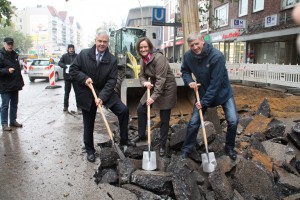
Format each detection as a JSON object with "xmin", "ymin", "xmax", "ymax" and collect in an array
[
  {"xmin": 209, "ymin": 28, "xmax": 246, "ymax": 64},
  {"xmin": 237, "ymin": 27, "xmax": 300, "ymax": 65}
]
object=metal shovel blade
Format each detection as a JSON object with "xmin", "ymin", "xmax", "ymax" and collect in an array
[
  {"xmin": 142, "ymin": 151, "xmax": 157, "ymax": 171},
  {"xmin": 201, "ymin": 152, "xmax": 217, "ymax": 173}
]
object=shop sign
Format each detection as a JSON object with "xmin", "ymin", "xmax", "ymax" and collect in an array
[
  {"xmin": 265, "ymin": 14, "xmax": 278, "ymax": 27},
  {"xmin": 210, "ymin": 29, "xmax": 241, "ymax": 42},
  {"xmin": 231, "ymin": 19, "xmax": 247, "ymax": 29}
]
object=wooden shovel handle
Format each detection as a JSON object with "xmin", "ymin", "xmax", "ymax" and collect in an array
[
  {"xmin": 195, "ymin": 88, "xmax": 209, "ymax": 153},
  {"xmin": 87, "ymin": 83, "xmax": 114, "ymax": 143},
  {"xmin": 147, "ymin": 87, "xmax": 151, "ymax": 146}
]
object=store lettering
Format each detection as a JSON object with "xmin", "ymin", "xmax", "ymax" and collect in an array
[{"xmin": 222, "ymin": 31, "xmax": 240, "ymax": 40}]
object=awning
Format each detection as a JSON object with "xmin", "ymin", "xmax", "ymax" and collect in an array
[{"xmin": 236, "ymin": 27, "xmax": 300, "ymax": 41}]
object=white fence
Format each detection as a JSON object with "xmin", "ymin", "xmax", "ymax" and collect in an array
[{"xmin": 227, "ymin": 63, "xmax": 300, "ymax": 88}]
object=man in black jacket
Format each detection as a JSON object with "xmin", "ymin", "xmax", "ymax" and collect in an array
[
  {"xmin": 58, "ymin": 44, "xmax": 80, "ymax": 113},
  {"xmin": 69, "ymin": 31, "xmax": 135, "ymax": 163},
  {"xmin": 0, "ymin": 37, "xmax": 24, "ymax": 131}
]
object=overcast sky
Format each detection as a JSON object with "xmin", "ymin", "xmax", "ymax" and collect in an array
[{"xmin": 9, "ymin": 0, "xmax": 163, "ymax": 35}]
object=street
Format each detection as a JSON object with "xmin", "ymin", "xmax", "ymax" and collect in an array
[{"xmin": 0, "ymin": 74, "xmax": 113, "ymax": 200}]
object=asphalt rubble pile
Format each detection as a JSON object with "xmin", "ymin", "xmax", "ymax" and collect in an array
[{"xmin": 94, "ymin": 98, "xmax": 300, "ymax": 200}]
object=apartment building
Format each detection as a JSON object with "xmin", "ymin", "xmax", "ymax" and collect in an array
[
  {"xmin": 12, "ymin": 5, "xmax": 83, "ymax": 57},
  {"xmin": 161, "ymin": 0, "xmax": 300, "ymax": 64}
]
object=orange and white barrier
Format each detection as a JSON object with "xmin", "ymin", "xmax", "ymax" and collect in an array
[
  {"xmin": 49, "ymin": 64, "xmax": 55, "ymax": 86},
  {"xmin": 45, "ymin": 59, "xmax": 61, "ymax": 89}
]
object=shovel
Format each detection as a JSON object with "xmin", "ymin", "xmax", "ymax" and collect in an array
[
  {"xmin": 195, "ymin": 88, "xmax": 217, "ymax": 173},
  {"xmin": 88, "ymin": 83, "xmax": 125, "ymax": 160},
  {"xmin": 142, "ymin": 86, "xmax": 157, "ymax": 170}
]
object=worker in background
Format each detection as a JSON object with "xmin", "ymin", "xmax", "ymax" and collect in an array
[
  {"xmin": 58, "ymin": 44, "xmax": 80, "ymax": 114},
  {"xmin": 0, "ymin": 37, "xmax": 24, "ymax": 131},
  {"xmin": 69, "ymin": 30, "xmax": 135, "ymax": 163},
  {"xmin": 180, "ymin": 32, "xmax": 238, "ymax": 161},
  {"xmin": 131, "ymin": 37, "xmax": 177, "ymax": 157}
]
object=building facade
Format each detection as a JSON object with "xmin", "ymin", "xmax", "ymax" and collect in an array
[
  {"xmin": 12, "ymin": 5, "xmax": 83, "ymax": 57},
  {"xmin": 161, "ymin": 0, "xmax": 300, "ymax": 65}
]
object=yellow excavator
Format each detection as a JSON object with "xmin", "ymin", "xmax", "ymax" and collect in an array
[{"xmin": 109, "ymin": 27, "xmax": 194, "ymax": 118}]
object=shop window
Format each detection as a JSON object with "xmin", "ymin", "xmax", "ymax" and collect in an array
[
  {"xmin": 214, "ymin": 4, "xmax": 229, "ymax": 28},
  {"xmin": 253, "ymin": 0, "xmax": 264, "ymax": 12},
  {"xmin": 239, "ymin": 0, "xmax": 248, "ymax": 17},
  {"xmin": 281, "ymin": 0, "xmax": 300, "ymax": 10}
]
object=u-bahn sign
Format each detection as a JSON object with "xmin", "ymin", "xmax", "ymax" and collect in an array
[
  {"xmin": 152, "ymin": 8, "xmax": 166, "ymax": 24},
  {"xmin": 152, "ymin": 7, "xmax": 181, "ymax": 27}
]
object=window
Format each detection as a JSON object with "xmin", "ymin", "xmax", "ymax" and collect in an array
[
  {"xmin": 239, "ymin": 0, "xmax": 248, "ymax": 16},
  {"xmin": 281, "ymin": 0, "xmax": 300, "ymax": 10},
  {"xmin": 215, "ymin": 4, "xmax": 229, "ymax": 28},
  {"xmin": 253, "ymin": 0, "xmax": 264, "ymax": 12}
]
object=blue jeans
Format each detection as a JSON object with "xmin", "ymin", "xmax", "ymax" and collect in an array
[
  {"xmin": 1, "ymin": 91, "xmax": 19, "ymax": 125},
  {"xmin": 181, "ymin": 96, "xmax": 238, "ymax": 154}
]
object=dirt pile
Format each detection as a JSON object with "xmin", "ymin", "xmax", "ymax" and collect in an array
[{"xmin": 233, "ymin": 85, "xmax": 300, "ymax": 118}]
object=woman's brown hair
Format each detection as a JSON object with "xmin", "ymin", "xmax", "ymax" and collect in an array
[{"xmin": 135, "ymin": 37, "xmax": 153, "ymax": 57}]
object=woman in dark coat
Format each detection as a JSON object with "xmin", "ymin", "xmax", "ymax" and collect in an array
[{"xmin": 131, "ymin": 37, "xmax": 177, "ymax": 156}]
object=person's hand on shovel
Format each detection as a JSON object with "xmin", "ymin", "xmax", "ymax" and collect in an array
[
  {"xmin": 86, "ymin": 78, "xmax": 103, "ymax": 106},
  {"xmin": 144, "ymin": 81, "xmax": 154, "ymax": 106},
  {"xmin": 189, "ymin": 82, "xmax": 202, "ymax": 110}
]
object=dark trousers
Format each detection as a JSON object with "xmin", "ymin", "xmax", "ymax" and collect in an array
[
  {"xmin": 1, "ymin": 91, "xmax": 19, "ymax": 125},
  {"xmin": 82, "ymin": 99, "xmax": 129, "ymax": 154},
  {"xmin": 181, "ymin": 97, "xmax": 238, "ymax": 154},
  {"xmin": 64, "ymin": 80, "xmax": 79, "ymax": 108},
  {"xmin": 137, "ymin": 103, "xmax": 171, "ymax": 147}
]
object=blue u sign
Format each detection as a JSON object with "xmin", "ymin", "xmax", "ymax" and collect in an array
[{"xmin": 152, "ymin": 8, "xmax": 166, "ymax": 23}]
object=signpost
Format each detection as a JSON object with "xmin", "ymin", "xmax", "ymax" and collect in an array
[{"xmin": 152, "ymin": 8, "xmax": 182, "ymax": 62}]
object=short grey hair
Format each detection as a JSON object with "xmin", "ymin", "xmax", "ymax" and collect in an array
[
  {"xmin": 187, "ymin": 32, "xmax": 202, "ymax": 43},
  {"xmin": 95, "ymin": 30, "xmax": 109, "ymax": 39}
]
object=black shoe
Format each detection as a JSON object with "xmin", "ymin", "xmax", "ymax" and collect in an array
[
  {"xmin": 63, "ymin": 107, "xmax": 68, "ymax": 112},
  {"xmin": 225, "ymin": 147, "xmax": 237, "ymax": 161},
  {"xmin": 131, "ymin": 135, "xmax": 146, "ymax": 143},
  {"xmin": 179, "ymin": 152, "xmax": 188, "ymax": 160},
  {"xmin": 2, "ymin": 125, "xmax": 12, "ymax": 131},
  {"xmin": 120, "ymin": 140, "xmax": 136, "ymax": 147},
  {"xmin": 87, "ymin": 153, "xmax": 95, "ymax": 162},
  {"xmin": 10, "ymin": 121, "xmax": 23, "ymax": 127},
  {"xmin": 159, "ymin": 147, "xmax": 166, "ymax": 157}
]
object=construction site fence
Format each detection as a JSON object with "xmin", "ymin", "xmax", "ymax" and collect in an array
[{"xmin": 226, "ymin": 63, "xmax": 300, "ymax": 88}]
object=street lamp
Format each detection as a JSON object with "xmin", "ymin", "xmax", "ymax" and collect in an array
[{"xmin": 137, "ymin": 0, "xmax": 144, "ymax": 27}]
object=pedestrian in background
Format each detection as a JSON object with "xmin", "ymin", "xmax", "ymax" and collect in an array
[
  {"xmin": 0, "ymin": 37, "xmax": 24, "ymax": 131},
  {"xmin": 58, "ymin": 44, "xmax": 80, "ymax": 113},
  {"xmin": 180, "ymin": 32, "xmax": 238, "ymax": 160},
  {"xmin": 69, "ymin": 30, "xmax": 135, "ymax": 163},
  {"xmin": 131, "ymin": 37, "xmax": 177, "ymax": 157}
]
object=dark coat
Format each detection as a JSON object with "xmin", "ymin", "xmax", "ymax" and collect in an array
[
  {"xmin": 181, "ymin": 42, "xmax": 233, "ymax": 108},
  {"xmin": 58, "ymin": 52, "xmax": 78, "ymax": 80},
  {"xmin": 0, "ymin": 48, "xmax": 24, "ymax": 93},
  {"xmin": 69, "ymin": 45, "xmax": 119, "ymax": 112},
  {"xmin": 138, "ymin": 50, "xmax": 177, "ymax": 110}
]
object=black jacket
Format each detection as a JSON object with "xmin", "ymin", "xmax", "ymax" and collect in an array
[
  {"xmin": 58, "ymin": 52, "xmax": 78, "ymax": 80},
  {"xmin": 0, "ymin": 48, "xmax": 24, "ymax": 93},
  {"xmin": 69, "ymin": 45, "xmax": 119, "ymax": 111}
]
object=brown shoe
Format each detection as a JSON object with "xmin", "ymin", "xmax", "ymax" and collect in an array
[
  {"xmin": 2, "ymin": 125, "xmax": 12, "ymax": 131},
  {"xmin": 10, "ymin": 122, "xmax": 23, "ymax": 128}
]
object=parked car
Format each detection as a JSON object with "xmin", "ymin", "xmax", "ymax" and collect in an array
[{"xmin": 27, "ymin": 58, "xmax": 63, "ymax": 82}]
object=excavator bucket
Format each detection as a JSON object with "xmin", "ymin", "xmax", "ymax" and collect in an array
[{"xmin": 120, "ymin": 63, "xmax": 194, "ymax": 118}]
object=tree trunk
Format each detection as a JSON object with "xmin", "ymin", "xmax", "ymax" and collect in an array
[{"xmin": 179, "ymin": 0, "xmax": 200, "ymax": 52}]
